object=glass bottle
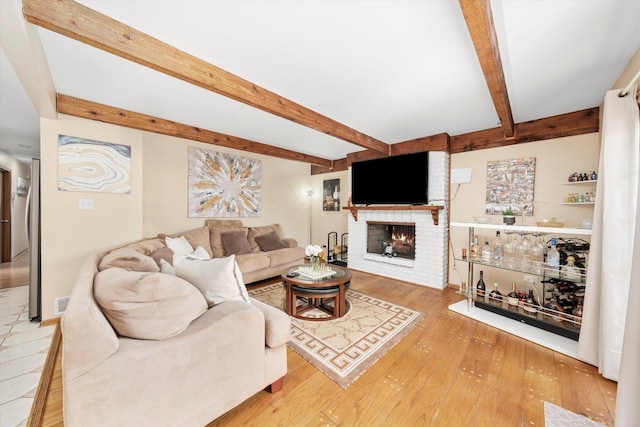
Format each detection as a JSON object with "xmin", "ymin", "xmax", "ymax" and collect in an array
[
  {"xmin": 547, "ymin": 238, "xmax": 560, "ymax": 278},
  {"xmin": 561, "ymin": 256, "xmax": 581, "ymax": 281},
  {"xmin": 481, "ymin": 241, "xmax": 492, "ymax": 263},
  {"xmin": 469, "ymin": 235, "xmax": 480, "ymax": 261},
  {"xmin": 476, "ymin": 271, "xmax": 486, "ymax": 297},
  {"xmin": 492, "ymin": 231, "xmax": 504, "ymax": 265},
  {"xmin": 524, "ymin": 289, "xmax": 539, "ymax": 314},
  {"xmin": 507, "ymin": 282, "xmax": 519, "ymax": 306},
  {"xmin": 543, "ymin": 297, "xmax": 564, "ymax": 322},
  {"xmin": 489, "ymin": 283, "xmax": 503, "ymax": 303}
]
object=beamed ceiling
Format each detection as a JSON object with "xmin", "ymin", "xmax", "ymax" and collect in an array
[{"xmin": 1, "ymin": 0, "xmax": 639, "ymax": 170}]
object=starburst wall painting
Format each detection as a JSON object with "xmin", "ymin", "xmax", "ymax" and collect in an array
[{"xmin": 188, "ymin": 147, "xmax": 262, "ymax": 217}]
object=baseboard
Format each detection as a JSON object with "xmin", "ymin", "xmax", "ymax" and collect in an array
[
  {"xmin": 28, "ymin": 322, "xmax": 61, "ymax": 427},
  {"xmin": 40, "ymin": 317, "xmax": 61, "ymax": 328}
]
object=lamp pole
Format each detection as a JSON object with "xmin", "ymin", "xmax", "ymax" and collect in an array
[{"xmin": 306, "ymin": 188, "xmax": 314, "ymax": 245}]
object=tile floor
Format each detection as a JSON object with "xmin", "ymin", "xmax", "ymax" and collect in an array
[{"xmin": 0, "ymin": 286, "xmax": 55, "ymax": 427}]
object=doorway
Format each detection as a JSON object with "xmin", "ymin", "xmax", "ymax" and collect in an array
[{"xmin": 0, "ymin": 169, "xmax": 11, "ymax": 263}]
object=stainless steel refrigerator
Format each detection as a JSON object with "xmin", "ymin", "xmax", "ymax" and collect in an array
[{"xmin": 27, "ymin": 158, "xmax": 41, "ymax": 321}]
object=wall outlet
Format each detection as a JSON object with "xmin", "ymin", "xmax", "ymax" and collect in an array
[
  {"xmin": 79, "ymin": 198, "xmax": 94, "ymax": 210},
  {"xmin": 54, "ymin": 296, "xmax": 70, "ymax": 315},
  {"xmin": 524, "ymin": 275, "xmax": 536, "ymax": 284}
]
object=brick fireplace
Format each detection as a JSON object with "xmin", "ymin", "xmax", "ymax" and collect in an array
[{"xmin": 346, "ymin": 151, "xmax": 449, "ymax": 289}]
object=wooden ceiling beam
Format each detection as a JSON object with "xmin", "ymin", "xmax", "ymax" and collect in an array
[
  {"xmin": 23, "ymin": 0, "xmax": 389, "ymax": 154},
  {"xmin": 313, "ymin": 109, "xmax": 598, "ymax": 174},
  {"xmin": 450, "ymin": 107, "xmax": 599, "ymax": 153},
  {"xmin": 459, "ymin": 0, "xmax": 515, "ymax": 138},
  {"xmin": 57, "ymin": 94, "xmax": 333, "ymax": 167}
]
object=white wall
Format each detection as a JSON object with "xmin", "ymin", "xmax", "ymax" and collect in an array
[
  {"xmin": 449, "ymin": 133, "xmax": 600, "ymax": 290},
  {"xmin": 0, "ymin": 149, "xmax": 30, "ymax": 258},
  {"xmin": 307, "ymin": 169, "xmax": 349, "ymax": 249}
]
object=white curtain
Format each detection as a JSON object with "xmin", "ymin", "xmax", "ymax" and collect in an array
[{"xmin": 577, "ymin": 84, "xmax": 639, "ymax": 384}]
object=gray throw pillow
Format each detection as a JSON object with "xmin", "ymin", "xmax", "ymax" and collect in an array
[
  {"xmin": 255, "ymin": 231, "xmax": 287, "ymax": 252},
  {"xmin": 221, "ymin": 230, "xmax": 252, "ymax": 256}
]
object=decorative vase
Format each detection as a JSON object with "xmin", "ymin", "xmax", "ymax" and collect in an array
[
  {"xmin": 311, "ymin": 256, "xmax": 320, "ymax": 271},
  {"xmin": 503, "ymin": 215, "xmax": 516, "ymax": 225}
]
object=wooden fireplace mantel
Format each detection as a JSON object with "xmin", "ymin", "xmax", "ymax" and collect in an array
[{"xmin": 343, "ymin": 204, "xmax": 444, "ymax": 225}]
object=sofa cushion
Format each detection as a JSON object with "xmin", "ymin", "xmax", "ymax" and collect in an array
[
  {"xmin": 98, "ymin": 248, "xmax": 160, "ymax": 273},
  {"xmin": 151, "ymin": 247, "xmax": 174, "ymax": 267},
  {"xmin": 160, "ymin": 226, "xmax": 213, "ymax": 258},
  {"xmin": 267, "ymin": 246, "xmax": 306, "ymax": 268},
  {"xmin": 255, "ymin": 231, "xmax": 287, "ymax": 252},
  {"xmin": 235, "ymin": 252, "xmax": 271, "ymax": 273},
  {"xmin": 94, "ymin": 268, "xmax": 207, "ymax": 340},
  {"xmin": 123, "ymin": 238, "xmax": 166, "ymax": 255},
  {"xmin": 173, "ymin": 255, "xmax": 249, "ymax": 307},
  {"xmin": 247, "ymin": 224, "xmax": 284, "ymax": 252},
  {"xmin": 221, "ymin": 229, "xmax": 252, "ymax": 256}
]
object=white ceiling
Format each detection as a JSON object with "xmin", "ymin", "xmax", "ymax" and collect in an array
[{"xmin": 1, "ymin": 0, "xmax": 639, "ymax": 165}]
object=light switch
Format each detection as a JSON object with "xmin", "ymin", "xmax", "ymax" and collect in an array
[{"xmin": 79, "ymin": 199, "xmax": 94, "ymax": 210}]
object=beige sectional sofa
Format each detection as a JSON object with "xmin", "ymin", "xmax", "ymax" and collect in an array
[{"xmin": 61, "ymin": 221, "xmax": 302, "ymax": 426}]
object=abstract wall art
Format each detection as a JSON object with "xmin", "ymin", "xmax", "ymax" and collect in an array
[
  {"xmin": 485, "ymin": 157, "xmax": 536, "ymax": 215},
  {"xmin": 188, "ymin": 147, "xmax": 262, "ymax": 217},
  {"xmin": 58, "ymin": 135, "xmax": 131, "ymax": 193}
]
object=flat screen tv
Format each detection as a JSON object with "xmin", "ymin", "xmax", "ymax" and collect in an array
[{"xmin": 351, "ymin": 151, "xmax": 429, "ymax": 205}]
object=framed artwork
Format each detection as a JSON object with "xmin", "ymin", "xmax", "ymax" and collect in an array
[
  {"xmin": 16, "ymin": 177, "xmax": 29, "ymax": 196},
  {"xmin": 58, "ymin": 135, "xmax": 131, "ymax": 193},
  {"xmin": 322, "ymin": 179, "xmax": 340, "ymax": 211},
  {"xmin": 188, "ymin": 147, "xmax": 261, "ymax": 217},
  {"xmin": 485, "ymin": 157, "xmax": 536, "ymax": 215}
]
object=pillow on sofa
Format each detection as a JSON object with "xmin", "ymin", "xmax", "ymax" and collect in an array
[
  {"xmin": 221, "ymin": 230, "xmax": 252, "ymax": 256},
  {"xmin": 94, "ymin": 268, "xmax": 207, "ymax": 340},
  {"xmin": 247, "ymin": 224, "xmax": 284, "ymax": 252},
  {"xmin": 210, "ymin": 226, "xmax": 246, "ymax": 258},
  {"xmin": 255, "ymin": 230, "xmax": 287, "ymax": 251},
  {"xmin": 98, "ymin": 248, "xmax": 160, "ymax": 273},
  {"xmin": 151, "ymin": 247, "xmax": 174, "ymax": 267},
  {"xmin": 159, "ymin": 226, "xmax": 213, "ymax": 258},
  {"xmin": 165, "ymin": 235, "xmax": 194, "ymax": 255},
  {"xmin": 173, "ymin": 255, "xmax": 249, "ymax": 307}
]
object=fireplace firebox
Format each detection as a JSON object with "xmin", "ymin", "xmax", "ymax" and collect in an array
[{"xmin": 367, "ymin": 221, "xmax": 416, "ymax": 260}]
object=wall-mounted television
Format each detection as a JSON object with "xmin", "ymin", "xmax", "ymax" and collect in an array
[{"xmin": 351, "ymin": 151, "xmax": 429, "ymax": 205}]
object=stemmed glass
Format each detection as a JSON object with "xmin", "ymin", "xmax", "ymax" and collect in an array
[
  {"xmin": 503, "ymin": 231, "xmax": 517, "ymax": 269},
  {"xmin": 517, "ymin": 233, "xmax": 531, "ymax": 271},
  {"xmin": 529, "ymin": 233, "xmax": 545, "ymax": 274}
]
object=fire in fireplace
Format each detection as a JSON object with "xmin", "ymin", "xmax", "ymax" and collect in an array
[{"xmin": 367, "ymin": 222, "xmax": 416, "ymax": 260}]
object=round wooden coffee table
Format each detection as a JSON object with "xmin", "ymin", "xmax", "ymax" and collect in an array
[{"xmin": 281, "ymin": 265, "xmax": 352, "ymax": 321}]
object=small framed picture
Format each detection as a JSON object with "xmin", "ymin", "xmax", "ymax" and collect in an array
[{"xmin": 323, "ymin": 179, "xmax": 340, "ymax": 211}]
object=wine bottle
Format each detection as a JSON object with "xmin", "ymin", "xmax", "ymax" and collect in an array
[
  {"xmin": 547, "ymin": 238, "xmax": 560, "ymax": 278},
  {"xmin": 507, "ymin": 282, "xmax": 519, "ymax": 306},
  {"xmin": 493, "ymin": 231, "xmax": 503, "ymax": 264},
  {"xmin": 524, "ymin": 289, "xmax": 539, "ymax": 314},
  {"xmin": 476, "ymin": 271, "xmax": 486, "ymax": 297},
  {"xmin": 481, "ymin": 241, "xmax": 492, "ymax": 263},
  {"xmin": 489, "ymin": 282, "xmax": 503, "ymax": 302},
  {"xmin": 469, "ymin": 235, "xmax": 480, "ymax": 260}
]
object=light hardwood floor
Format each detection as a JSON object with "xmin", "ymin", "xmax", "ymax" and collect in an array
[
  {"xmin": 39, "ymin": 270, "xmax": 617, "ymax": 426},
  {"xmin": 0, "ymin": 251, "xmax": 29, "ymax": 289}
]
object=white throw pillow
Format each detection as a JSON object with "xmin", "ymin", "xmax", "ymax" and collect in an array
[
  {"xmin": 173, "ymin": 245, "xmax": 211, "ymax": 265},
  {"xmin": 173, "ymin": 255, "xmax": 249, "ymax": 307},
  {"xmin": 159, "ymin": 258, "xmax": 176, "ymax": 276},
  {"xmin": 165, "ymin": 235, "xmax": 194, "ymax": 255}
]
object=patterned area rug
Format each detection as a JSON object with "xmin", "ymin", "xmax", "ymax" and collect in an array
[
  {"xmin": 544, "ymin": 402, "xmax": 605, "ymax": 426},
  {"xmin": 248, "ymin": 283, "xmax": 426, "ymax": 389}
]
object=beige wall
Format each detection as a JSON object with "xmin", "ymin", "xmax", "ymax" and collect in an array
[
  {"xmin": 0, "ymin": 149, "xmax": 31, "ymax": 258},
  {"xmin": 141, "ymin": 132, "xmax": 312, "ymax": 245},
  {"xmin": 307, "ymin": 169, "xmax": 349, "ymax": 250},
  {"xmin": 39, "ymin": 115, "xmax": 314, "ymax": 320},
  {"xmin": 449, "ymin": 132, "xmax": 600, "ymax": 288},
  {"xmin": 40, "ymin": 115, "xmax": 145, "ymax": 320}
]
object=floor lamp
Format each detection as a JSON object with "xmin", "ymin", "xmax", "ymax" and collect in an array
[{"xmin": 306, "ymin": 188, "xmax": 314, "ymax": 245}]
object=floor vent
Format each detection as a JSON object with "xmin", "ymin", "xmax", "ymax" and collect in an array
[{"xmin": 54, "ymin": 296, "xmax": 70, "ymax": 315}]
